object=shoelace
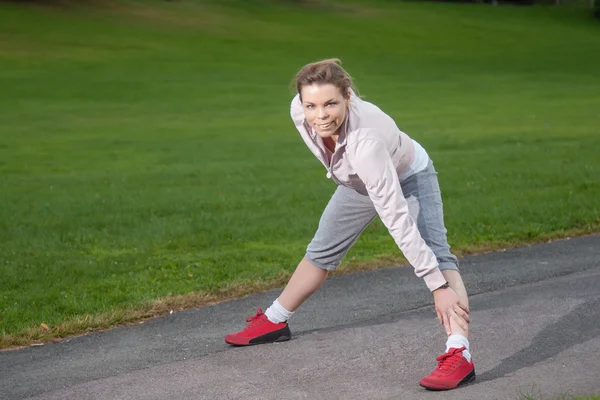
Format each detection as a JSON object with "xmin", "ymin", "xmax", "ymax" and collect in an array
[
  {"xmin": 435, "ymin": 346, "xmax": 466, "ymax": 373},
  {"xmin": 243, "ymin": 308, "xmax": 266, "ymax": 330}
]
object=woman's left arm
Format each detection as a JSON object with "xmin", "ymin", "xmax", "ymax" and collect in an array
[
  {"xmin": 349, "ymin": 137, "xmax": 445, "ymax": 291},
  {"xmin": 351, "ymin": 137, "xmax": 469, "ymax": 333}
]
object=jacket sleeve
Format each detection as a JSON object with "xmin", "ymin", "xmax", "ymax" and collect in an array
[{"xmin": 349, "ymin": 138, "xmax": 447, "ymax": 291}]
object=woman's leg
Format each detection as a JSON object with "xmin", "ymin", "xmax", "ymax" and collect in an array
[
  {"xmin": 277, "ymin": 257, "xmax": 329, "ymax": 312},
  {"xmin": 404, "ymin": 161, "xmax": 475, "ymax": 389},
  {"xmin": 442, "ymin": 269, "xmax": 469, "ymax": 338},
  {"xmin": 225, "ymin": 185, "xmax": 377, "ymax": 345},
  {"xmin": 277, "ymin": 184, "xmax": 378, "ymax": 312},
  {"xmin": 401, "ymin": 161, "xmax": 466, "ymax": 336}
]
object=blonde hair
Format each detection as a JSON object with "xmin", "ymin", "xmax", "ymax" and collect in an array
[{"xmin": 293, "ymin": 58, "xmax": 357, "ymax": 100}]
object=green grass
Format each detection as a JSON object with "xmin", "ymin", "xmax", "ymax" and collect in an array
[
  {"xmin": 570, "ymin": 397, "xmax": 600, "ymax": 400},
  {"xmin": 1, "ymin": 0, "xmax": 599, "ymax": 347}
]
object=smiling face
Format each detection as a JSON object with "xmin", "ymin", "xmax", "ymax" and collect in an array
[{"xmin": 300, "ymin": 83, "xmax": 350, "ymax": 141}]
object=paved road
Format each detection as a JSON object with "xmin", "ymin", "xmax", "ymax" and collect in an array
[{"xmin": 2, "ymin": 235, "xmax": 599, "ymax": 400}]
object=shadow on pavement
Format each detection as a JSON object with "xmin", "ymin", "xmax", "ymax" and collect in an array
[{"xmin": 477, "ymin": 297, "xmax": 600, "ymax": 383}]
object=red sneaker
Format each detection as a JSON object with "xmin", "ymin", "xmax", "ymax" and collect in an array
[
  {"xmin": 419, "ymin": 347, "xmax": 476, "ymax": 390},
  {"xmin": 225, "ymin": 308, "xmax": 291, "ymax": 346}
]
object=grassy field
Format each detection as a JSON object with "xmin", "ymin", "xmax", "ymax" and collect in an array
[{"xmin": 0, "ymin": 0, "xmax": 599, "ymax": 348}]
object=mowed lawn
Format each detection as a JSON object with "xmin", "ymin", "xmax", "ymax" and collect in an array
[{"xmin": 0, "ymin": 0, "xmax": 599, "ymax": 347}]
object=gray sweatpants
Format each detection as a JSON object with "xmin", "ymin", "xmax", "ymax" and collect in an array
[{"xmin": 305, "ymin": 161, "xmax": 459, "ymax": 272}]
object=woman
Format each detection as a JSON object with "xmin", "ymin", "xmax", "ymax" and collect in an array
[{"xmin": 225, "ymin": 59, "xmax": 475, "ymax": 391}]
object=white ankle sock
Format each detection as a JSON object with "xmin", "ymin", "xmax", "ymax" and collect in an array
[
  {"xmin": 446, "ymin": 334, "xmax": 472, "ymax": 362},
  {"xmin": 265, "ymin": 299, "xmax": 294, "ymax": 324}
]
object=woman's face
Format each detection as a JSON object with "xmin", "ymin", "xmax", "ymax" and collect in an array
[{"xmin": 300, "ymin": 83, "xmax": 349, "ymax": 140}]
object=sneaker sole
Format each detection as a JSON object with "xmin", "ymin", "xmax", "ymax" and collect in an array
[
  {"xmin": 249, "ymin": 326, "xmax": 292, "ymax": 345},
  {"xmin": 420, "ymin": 369, "xmax": 476, "ymax": 391},
  {"xmin": 226, "ymin": 326, "xmax": 292, "ymax": 346}
]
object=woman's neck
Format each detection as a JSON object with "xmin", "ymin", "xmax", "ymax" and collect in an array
[{"xmin": 323, "ymin": 136, "xmax": 336, "ymax": 153}]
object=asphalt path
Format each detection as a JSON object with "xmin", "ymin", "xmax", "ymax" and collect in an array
[{"xmin": 1, "ymin": 235, "xmax": 599, "ymax": 400}]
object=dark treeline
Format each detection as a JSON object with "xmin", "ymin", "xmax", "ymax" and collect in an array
[{"xmin": 2, "ymin": 0, "xmax": 598, "ymax": 18}]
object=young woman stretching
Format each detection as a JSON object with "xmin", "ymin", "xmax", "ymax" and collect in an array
[{"xmin": 225, "ymin": 59, "xmax": 475, "ymax": 391}]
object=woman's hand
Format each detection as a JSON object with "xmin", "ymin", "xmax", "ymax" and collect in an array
[{"xmin": 433, "ymin": 286, "xmax": 470, "ymax": 335}]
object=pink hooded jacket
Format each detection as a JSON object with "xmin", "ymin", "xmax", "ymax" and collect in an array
[{"xmin": 290, "ymin": 91, "xmax": 446, "ymax": 291}]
